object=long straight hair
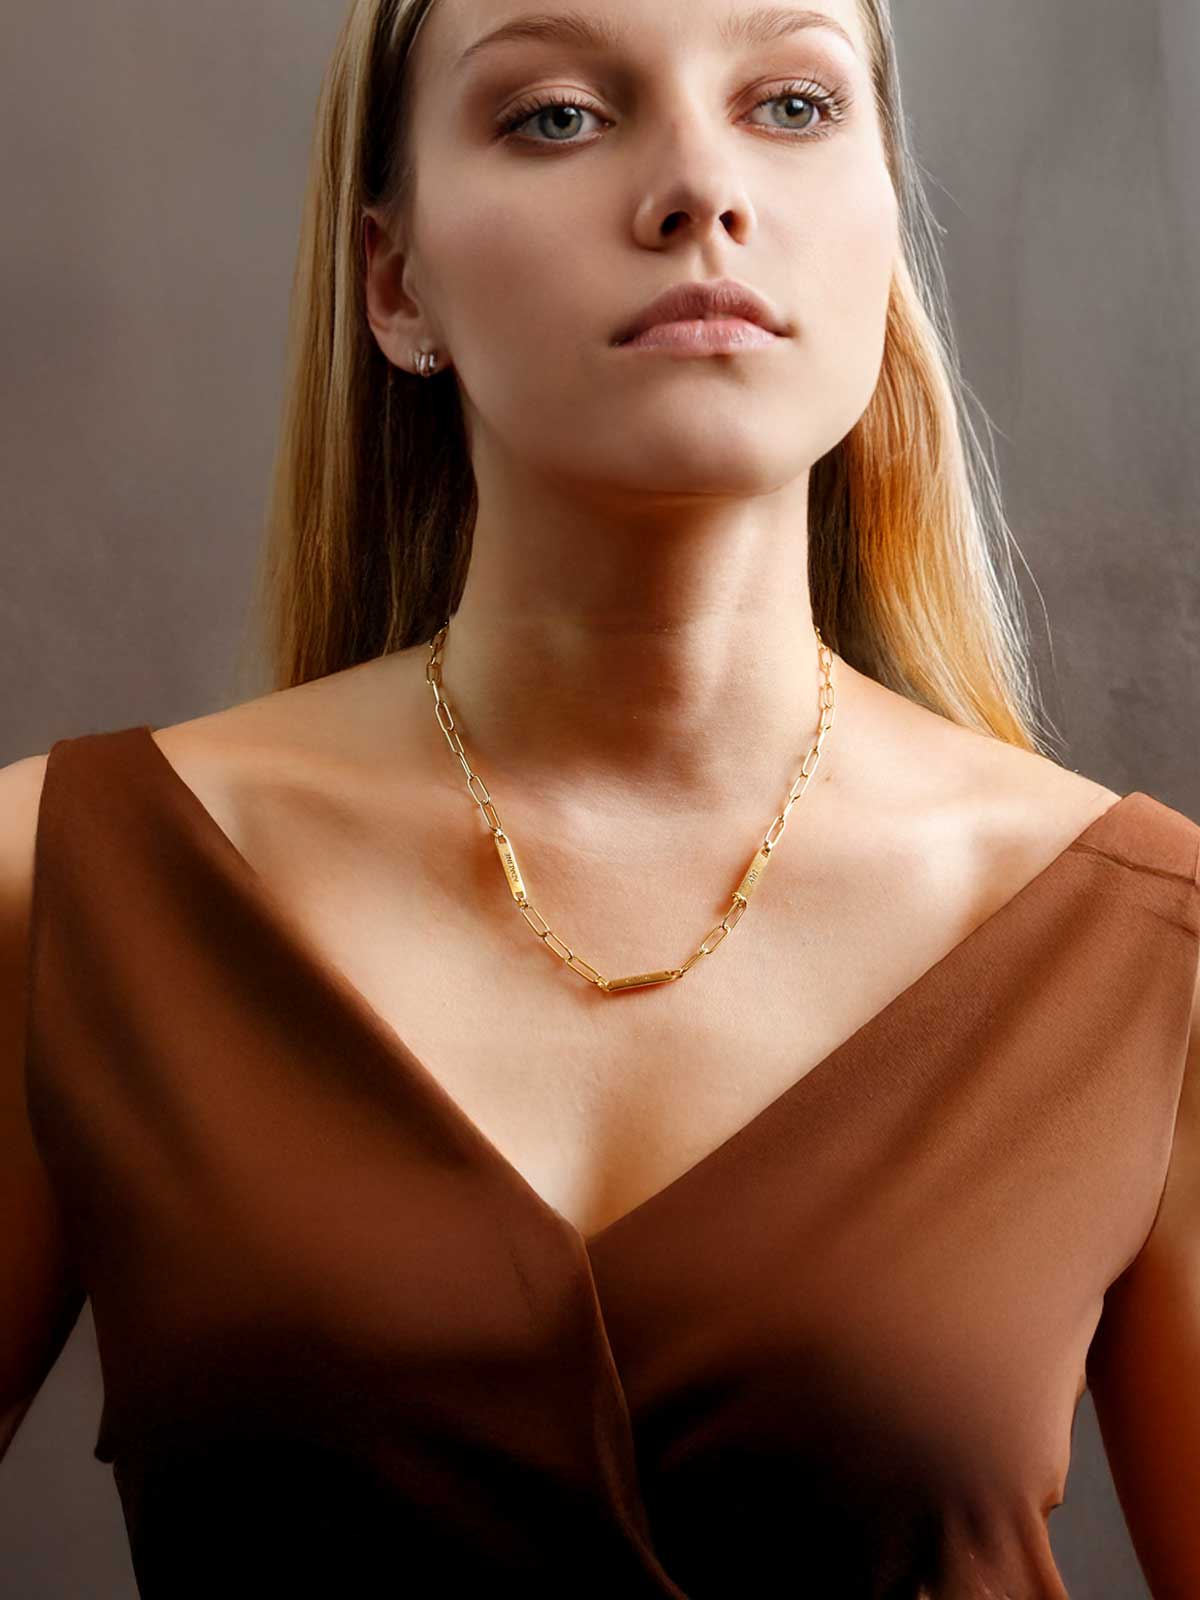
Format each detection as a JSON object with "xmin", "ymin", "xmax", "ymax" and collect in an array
[{"xmin": 245, "ymin": 0, "xmax": 1064, "ymax": 759}]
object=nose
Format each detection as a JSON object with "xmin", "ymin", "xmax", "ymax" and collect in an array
[{"xmin": 629, "ymin": 123, "xmax": 759, "ymax": 249}]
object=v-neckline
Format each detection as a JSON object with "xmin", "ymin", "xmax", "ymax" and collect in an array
[{"xmin": 129, "ymin": 723, "xmax": 1136, "ymax": 1256}]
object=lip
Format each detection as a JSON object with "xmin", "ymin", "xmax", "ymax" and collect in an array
[
  {"xmin": 618, "ymin": 319, "xmax": 781, "ymax": 354},
  {"xmin": 612, "ymin": 278, "xmax": 789, "ymax": 345}
]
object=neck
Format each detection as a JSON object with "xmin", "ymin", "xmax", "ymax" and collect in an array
[{"xmin": 429, "ymin": 475, "xmax": 836, "ymax": 830}]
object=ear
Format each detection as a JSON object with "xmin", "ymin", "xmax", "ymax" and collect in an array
[{"xmin": 362, "ymin": 206, "xmax": 440, "ymax": 374}]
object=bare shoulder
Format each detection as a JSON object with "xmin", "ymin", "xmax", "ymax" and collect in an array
[
  {"xmin": 829, "ymin": 660, "xmax": 1123, "ymax": 901},
  {"xmin": 901, "ymin": 698, "xmax": 1124, "ymax": 930},
  {"xmin": 0, "ymin": 753, "xmax": 53, "ymax": 1110},
  {"xmin": 962, "ymin": 729, "xmax": 1123, "ymax": 845},
  {"xmin": 941, "ymin": 720, "xmax": 1123, "ymax": 876},
  {"xmin": 144, "ymin": 646, "xmax": 430, "ymax": 859},
  {"xmin": 0, "ymin": 750, "xmax": 51, "ymax": 939},
  {"xmin": 837, "ymin": 658, "xmax": 1122, "ymax": 812}
]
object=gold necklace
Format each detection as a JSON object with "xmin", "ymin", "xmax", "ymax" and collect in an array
[{"xmin": 425, "ymin": 620, "xmax": 835, "ymax": 994}]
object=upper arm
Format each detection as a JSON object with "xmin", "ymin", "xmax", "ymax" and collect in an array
[
  {"xmin": 1088, "ymin": 949, "xmax": 1200, "ymax": 1596},
  {"xmin": 0, "ymin": 751, "xmax": 86, "ymax": 1460}
]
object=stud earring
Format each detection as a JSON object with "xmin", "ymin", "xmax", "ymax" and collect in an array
[{"xmin": 414, "ymin": 348, "xmax": 440, "ymax": 378}]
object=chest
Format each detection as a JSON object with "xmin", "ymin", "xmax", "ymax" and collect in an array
[{"xmin": 251, "ymin": 810, "xmax": 986, "ymax": 1241}]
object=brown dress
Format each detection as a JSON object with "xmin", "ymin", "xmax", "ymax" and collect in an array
[{"xmin": 11, "ymin": 724, "xmax": 1200, "ymax": 1596}]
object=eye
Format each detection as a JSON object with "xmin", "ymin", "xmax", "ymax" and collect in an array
[
  {"xmin": 744, "ymin": 79, "xmax": 851, "ymax": 141},
  {"xmin": 495, "ymin": 77, "xmax": 852, "ymax": 148},
  {"xmin": 495, "ymin": 94, "xmax": 608, "ymax": 145}
]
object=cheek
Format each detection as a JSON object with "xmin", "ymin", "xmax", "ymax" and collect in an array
[
  {"xmin": 416, "ymin": 163, "xmax": 588, "ymax": 343},
  {"xmin": 790, "ymin": 173, "xmax": 897, "ymax": 413},
  {"xmin": 801, "ymin": 163, "xmax": 895, "ymax": 321},
  {"xmin": 414, "ymin": 171, "xmax": 612, "ymax": 428}
]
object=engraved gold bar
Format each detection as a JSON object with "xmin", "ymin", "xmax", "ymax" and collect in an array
[
  {"xmin": 493, "ymin": 832, "xmax": 527, "ymax": 901},
  {"xmin": 735, "ymin": 846, "xmax": 773, "ymax": 903},
  {"xmin": 605, "ymin": 970, "xmax": 681, "ymax": 992}
]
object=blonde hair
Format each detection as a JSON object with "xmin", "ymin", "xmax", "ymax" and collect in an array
[{"xmin": 244, "ymin": 0, "xmax": 1064, "ymax": 759}]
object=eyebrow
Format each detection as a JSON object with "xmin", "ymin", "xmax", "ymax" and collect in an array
[{"xmin": 454, "ymin": 7, "xmax": 859, "ymax": 72}]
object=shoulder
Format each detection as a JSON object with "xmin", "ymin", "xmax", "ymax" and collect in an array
[
  {"xmin": 956, "ymin": 741, "xmax": 1127, "ymax": 926},
  {"xmin": 836, "ymin": 656, "xmax": 1121, "ymax": 817},
  {"xmin": 963, "ymin": 734, "xmax": 1200, "ymax": 1062},
  {"xmin": 0, "ymin": 751, "xmax": 53, "ymax": 1210},
  {"xmin": 0, "ymin": 750, "xmax": 51, "ymax": 952},
  {"xmin": 0, "ymin": 752, "xmax": 52, "ymax": 1046},
  {"xmin": 978, "ymin": 741, "xmax": 1123, "ymax": 841},
  {"xmin": 144, "ymin": 646, "xmax": 430, "ymax": 862},
  {"xmin": 831, "ymin": 660, "xmax": 1126, "ymax": 893}
]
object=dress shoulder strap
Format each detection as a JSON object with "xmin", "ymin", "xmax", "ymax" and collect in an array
[
  {"xmin": 35, "ymin": 724, "xmax": 159, "ymax": 881},
  {"xmin": 1077, "ymin": 791, "xmax": 1200, "ymax": 936}
]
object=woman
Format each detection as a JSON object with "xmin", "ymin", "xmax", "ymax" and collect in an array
[{"xmin": 4, "ymin": 0, "xmax": 1198, "ymax": 1594}]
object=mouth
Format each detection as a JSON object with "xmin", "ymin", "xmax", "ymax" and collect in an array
[{"xmin": 611, "ymin": 278, "xmax": 789, "ymax": 346}]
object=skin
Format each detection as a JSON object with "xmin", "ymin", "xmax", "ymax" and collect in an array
[{"xmin": 363, "ymin": 0, "xmax": 900, "ymax": 826}]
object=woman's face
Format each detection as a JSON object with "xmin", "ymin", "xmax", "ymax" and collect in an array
[{"xmin": 378, "ymin": 0, "xmax": 898, "ymax": 502}]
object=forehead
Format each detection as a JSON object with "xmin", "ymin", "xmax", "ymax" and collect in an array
[{"xmin": 416, "ymin": 1, "xmax": 868, "ymax": 76}]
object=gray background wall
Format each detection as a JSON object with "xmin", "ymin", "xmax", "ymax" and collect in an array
[{"xmin": 2, "ymin": 3, "xmax": 1197, "ymax": 1595}]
